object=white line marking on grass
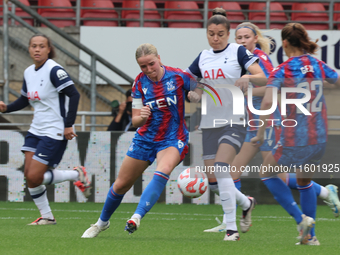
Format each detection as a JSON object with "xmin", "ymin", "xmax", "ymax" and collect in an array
[
  {"xmin": 0, "ymin": 208, "xmax": 338, "ymax": 222},
  {"xmin": 0, "ymin": 216, "xmax": 338, "ymax": 222},
  {"xmin": 0, "ymin": 207, "xmax": 223, "ymax": 217},
  {"xmin": 0, "ymin": 217, "xmax": 83, "ymax": 220}
]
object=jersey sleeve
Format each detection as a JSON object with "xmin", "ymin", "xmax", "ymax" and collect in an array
[
  {"xmin": 131, "ymin": 76, "xmax": 142, "ymax": 99},
  {"xmin": 131, "ymin": 77, "xmax": 144, "ymax": 109},
  {"xmin": 61, "ymin": 85, "xmax": 80, "ymax": 127},
  {"xmin": 187, "ymin": 52, "xmax": 203, "ymax": 79},
  {"xmin": 181, "ymin": 70, "xmax": 196, "ymax": 91},
  {"xmin": 50, "ymin": 66, "xmax": 74, "ymax": 92},
  {"xmin": 237, "ymin": 46, "xmax": 259, "ymax": 70},
  {"xmin": 266, "ymin": 66, "xmax": 285, "ymax": 91},
  {"xmin": 258, "ymin": 53, "xmax": 274, "ymax": 78},
  {"xmin": 321, "ymin": 61, "xmax": 339, "ymax": 84},
  {"xmin": 21, "ymin": 78, "xmax": 28, "ymax": 97}
]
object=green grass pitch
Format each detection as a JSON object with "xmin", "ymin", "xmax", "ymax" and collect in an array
[{"xmin": 0, "ymin": 202, "xmax": 339, "ymax": 255}]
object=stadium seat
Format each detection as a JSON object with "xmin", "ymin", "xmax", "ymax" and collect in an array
[
  {"xmin": 81, "ymin": 0, "xmax": 118, "ymax": 26},
  {"xmin": 122, "ymin": 0, "xmax": 161, "ymax": 27},
  {"xmin": 208, "ymin": 2, "xmax": 245, "ymax": 29},
  {"xmin": 334, "ymin": 3, "xmax": 340, "ymax": 29},
  {"xmin": 38, "ymin": 0, "xmax": 75, "ymax": 27},
  {"xmin": 248, "ymin": 2, "xmax": 287, "ymax": 29},
  {"xmin": 164, "ymin": 1, "xmax": 203, "ymax": 28},
  {"xmin": 291, "ymin": 3, "xmax": 329, "ymax": 30},
  {"xmin": 0, "ymin": 0, "xmax": 33, "ymax": 26}
]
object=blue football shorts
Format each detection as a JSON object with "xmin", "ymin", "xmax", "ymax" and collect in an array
[
  {"xmin": 245, "ymin": 126, "xmax": 281, "ymax": 151},
  {"xmin": 272, "ymin": 141, "xmax": 326, "ymax": 167},
  {"xmin": 22, "ymin": 132, "xmax": 68, "ymax": 168},
  {"xmin": 126, "ymin": 137, "xmax": 189, "ymax": 165}
]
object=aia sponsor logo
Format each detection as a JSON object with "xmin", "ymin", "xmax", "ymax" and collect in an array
[{"xmin": 27, "ymin": 91, "xmax": 41, "ymax": 101}]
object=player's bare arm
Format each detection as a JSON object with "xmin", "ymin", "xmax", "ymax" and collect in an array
[
  {"xmin": 324, "ymin": 76, "xmax": 340, "ymax": 88},
  {"xmin": 247, "ymin": 62, "xmax": 268, "ymax": 86},
  {"xmin": 0, "ymin": 101, "xmax": 7, "ymax": 113},
  {"xmin": 250, "ymin": 86, "xmax": 267, "ymax": 97},
  {"xmin": 132, "ymin": 106, "xmax": 151, "ymax": 127}
]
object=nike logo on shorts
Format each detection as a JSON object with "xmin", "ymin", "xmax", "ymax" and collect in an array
[
  {"xmin": 38, "ymin": 153, "xmax": 47, "ymax": 157},
  {"xmin": 231, "ymin": 133, "xmax": 239, "ymax": 137}
]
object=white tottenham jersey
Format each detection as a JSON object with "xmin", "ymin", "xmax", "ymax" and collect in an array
[
  {"xmin": 187, "ymin": 43, "xmax": 258, "ymax": 129},
  {"xmin": 21, "ymin": 59, "xmax": 74, "ymax": 140}
]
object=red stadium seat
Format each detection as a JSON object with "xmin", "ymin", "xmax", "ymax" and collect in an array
[
  {"xmin": 248, "ymin": 2, "xmax": 287, "ymax": 29},
  {"xmin": 122, "ymin": 0, "xmax": 161, "ymax": 27},
  {"xmin": 0, "ymin": 0, "xmax": 34, "ymax": 26},
  {"xmin": 334, "ymin": 3, "xmax": 340, "ymax": 29},
  {"xmin": 208, "ymin": 2, "xmax": 245, "ymax": 29},
  {"xmin": 164, "ymin": 1, "xmax": 203, "ymax": 28},
  {"xmin": 38, "ymin": 0, "xmax": 75, "ymax": 27},
  {"xmin": 81, "ymin": 0, "xmax": 118, "ymax": 26},
  {"xmin": 291, "ymin": 3, "xmax": 329, "ymax": 30}
]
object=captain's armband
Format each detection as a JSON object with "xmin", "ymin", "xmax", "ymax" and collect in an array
[{"xmin": 132, "ymin": 98, "xmax": 143, "ymax": 109}]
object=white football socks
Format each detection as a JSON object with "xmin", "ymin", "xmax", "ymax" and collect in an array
[
  {"xmin": 318, "ymin": 186, "xmax": 329, "ymax": 200},
  {"xmin": 28, "ymin": 185, "xmax": 54, "ymax": 219},
  {"xmin": 214, "ymin": 164, "xmax": 237, "ymax": 231},
  {"xmin": 235, "ymin": 188, "xmax": 251, "ymax": 211},
  {"xmin": 42, "ymin": 169, "xmax": 79, "ymax": 185},
  {"xmin": 96, "ymin": 218, "xmax": 109, "ymax": 227}
]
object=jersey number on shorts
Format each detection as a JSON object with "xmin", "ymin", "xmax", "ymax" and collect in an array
[{"xmin": 264, "ymin": 127, "xmax": 274, "ymax": 147}]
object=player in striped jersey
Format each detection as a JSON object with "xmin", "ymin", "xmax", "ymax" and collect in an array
[
  {"xmin": 205, "ymin": 22, "xmax": 340, "ymax": 234},
  {"xmin": 82, "ymin": 43, "xmax": 195, "ymax": 238},
  {"xmin": 186, "ymin": 8, "xmax": 267, "ymax": 241},
  {"xmin": 251, "ymin": 23, "xmax": 340, "ymax": 245},
  {"xmin": 232, "ymin": 22, "xmax": 280, "ymax": 190},
  {"xmin": 236, "ymin": 23, "xmax": 340, "ymax": 222},
  {"xmin": 0, "ymin": 34, "xmax": 90, "ymax": 225}
]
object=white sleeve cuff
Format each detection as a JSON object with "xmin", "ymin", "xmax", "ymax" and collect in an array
[{"xmin": 132, "ymin": 98, "xmax": 143, "ymax": 109}]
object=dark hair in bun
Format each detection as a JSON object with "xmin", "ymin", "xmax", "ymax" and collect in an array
[
  {"xmin": 208, "ymin": 7, "xmax": 230, "ymax": 31},
  {"xmin": 212, "ymin": 7, "xmax": 226, "ymax": 17}
]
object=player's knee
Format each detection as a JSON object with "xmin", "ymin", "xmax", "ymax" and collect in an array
[
  {"xmin": 258, "ymin": 171, "xmax": 266, "ymax": 178},
  {"xmin": 157, "ymin": 165, "xmax": 173, "ymax": 176},
  {"xmin": 277, "ymin": 173, "xmax": 287, "ymax": 184},
  {"xmin": 296, "ymin": 178, "xmax": 311, "ymax": 186},
  {"xmin": 24, "ymin": 166, "xmax": 30, "ymax": 178},
  {"xmin": 113, "ymin": 179, "xmax": 131, "ymax": 194},
  {"xmin": 25, "ymin": 171, "xmax": 44, "ymax": 186}
]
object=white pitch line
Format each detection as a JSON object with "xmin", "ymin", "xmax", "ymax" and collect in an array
[
  {"xmin": 0, "ymin": 216, "xmax": 338, "ymax": 222},
  {"xmin": 0, "ymin": 207, "xmax": 225, "ymax": 217},
  {"xmin": 0, "ymin": 207, "xmax": 338, "ymax": 222}
]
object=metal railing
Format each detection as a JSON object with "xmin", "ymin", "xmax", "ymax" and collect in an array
[
  {"xmin": 0, "ymin": 111, "xmax": 112, "ymax": 131},
  {"xmin": 2, "ymin": 0, "xmax": 135, "ymax": 130},
  {"xmin": 6, "ymin": 0, "xmax": 134, "ymax": 84},
  {"xmin": 1, "ymin": 111, "xmax": 340, "ymax": 132},
  {"xmin": 3, "ymin": 0, "xmax": 340, "ymax": 29}
]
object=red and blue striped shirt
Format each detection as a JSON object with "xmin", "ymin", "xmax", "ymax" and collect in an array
[
  {"xmin": 132, "ymin": 66, "xmax": 193, "ymax": 142},
  {"xmin": 267, "ymin": 54, "xmax": 338, "ymax": 146},
  {"xmin": 247, "ymin": 48, "xmax": 281, "ymax": 131}
]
